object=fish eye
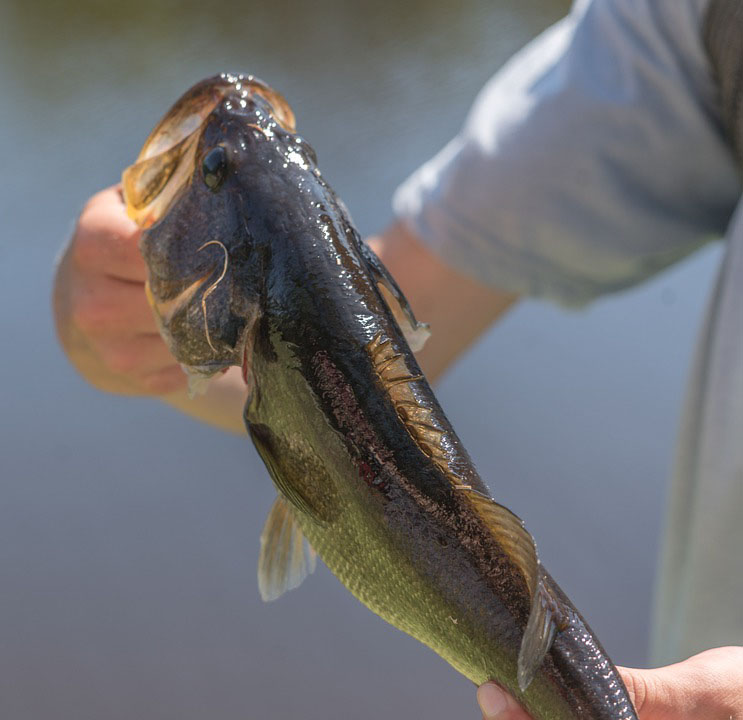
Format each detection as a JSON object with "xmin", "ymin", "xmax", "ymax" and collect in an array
[{"xmin": 202, "ymin": 146, "xmax": 228, "ymax": 191}]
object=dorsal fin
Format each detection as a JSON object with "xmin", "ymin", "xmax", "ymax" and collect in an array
[
  {"xmin": 517, "ymin": 571, "xmax": 570, "ymax": 691},
  {"xmin": 360, "ymin": 242, "xmax": 430, "ymax": 352},
  {"xmin": 466, "ymin": 491, "xmax": 539, "ymax": 595},
  {"xmin": 367, "ymin": 333, "xmax": 450, "ymax": 468},
  {"xmin": 466, "ymin": 491, "xmax": 570, "ymax": 691},
  {"xmin": 258, "ymin": 495, "xmax": 317, "ymax": 602}
]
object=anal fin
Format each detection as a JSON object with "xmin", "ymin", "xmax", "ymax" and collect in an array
[{"xmin": 258, "ymin": 495, "xmax": 317, "ymax": 602}]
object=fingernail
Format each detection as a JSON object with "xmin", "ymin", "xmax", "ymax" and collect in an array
[{"xmin": 477, "ymin": 683, "xmax": 508, "ymax": 718}]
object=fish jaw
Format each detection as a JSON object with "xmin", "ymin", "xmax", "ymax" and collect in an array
[
  {"xmin": 122, "ymin": 73, "xmax": 296, "ymax": 228},
  {"xmin": 180, "ymin": 320, "xmax": 258, "ymax": 398}
]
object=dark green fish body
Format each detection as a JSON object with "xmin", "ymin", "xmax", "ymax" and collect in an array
[{"xmin": 122, "ymin": 74, "xmax": 638, "ymax": 720}]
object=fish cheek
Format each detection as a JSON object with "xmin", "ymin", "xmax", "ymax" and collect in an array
[
  {"xmin": 172, "ymin": 284, "xmax": 252, "ymax": 366},
  {"xmin": 139, "ymin": 212, "xmax": 207, "ymax": 286}
]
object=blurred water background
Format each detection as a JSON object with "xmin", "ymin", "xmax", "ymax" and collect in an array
[{"xmin": 0, "ymin": 1, "xmax": 725, "ymax": 718}]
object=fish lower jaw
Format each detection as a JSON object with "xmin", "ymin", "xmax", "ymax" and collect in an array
[{"xmin": 181, "ymin": 363, "xmax": 229, "ymax": 397}]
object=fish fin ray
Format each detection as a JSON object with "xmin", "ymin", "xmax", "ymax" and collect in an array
[
  {"xmin": 258, "ymin": 495, "xmax": 317, "ymax": 602},
  {"xmin": 467, "ymin": 492, "xmax": 539, "ymax": 595},
  {"xmin": 249, "ymin": 423, "xmax": 323, "ymax": 523},
  {"xmin": 517, "ymin": 572, "xmax": 568, "ymax": 691},
  {"xmin": 467, "ymin": 490, "xmax": 567, "ymax": 691},
  {"xmin": 360, "ymin": 242, "xmax": 431, "ymax": 351}
]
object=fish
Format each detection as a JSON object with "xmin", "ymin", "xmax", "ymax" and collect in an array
[{"xmin": 121, "ymin": 73, "xmax": 638, "ymax": 719}]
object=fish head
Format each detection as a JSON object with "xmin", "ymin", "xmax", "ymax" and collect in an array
[{"xmin": 121, "ymin": 73, "xmax": 299, "ymax": 391}]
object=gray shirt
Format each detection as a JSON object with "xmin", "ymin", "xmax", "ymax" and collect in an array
[{"xmin": 394, "ymin": 0, "xmax": 742, "ymax": 664}]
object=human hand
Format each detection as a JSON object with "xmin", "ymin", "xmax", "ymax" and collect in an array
[
  {"xmin": 53, "ymin": 185, "xmax": 186, "ymax": 395},
  {"xmin": 476, "ymin": 646, "xmax": 743, "ymax": 719}
]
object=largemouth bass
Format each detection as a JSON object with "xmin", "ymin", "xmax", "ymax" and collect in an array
[{"xmin": 122, "ymin": 74, "xmax": 637, "ymax": 719}]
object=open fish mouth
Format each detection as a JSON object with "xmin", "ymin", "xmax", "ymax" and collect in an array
[{"xmin": 121, "ymin": 73, "xmax": 295, "ymax": 228}]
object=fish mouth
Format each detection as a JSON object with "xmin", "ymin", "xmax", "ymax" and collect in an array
[
  {"xmin": 178, "ymin": 318, "xmax": 257, "ymax": 398},
  {"xmin": 122, "ymin": 78, "xmax": 225, "ymax": 228},
  {"xmin": 122, "ymin": 73, "xmax": 296, "ymax": 227}
]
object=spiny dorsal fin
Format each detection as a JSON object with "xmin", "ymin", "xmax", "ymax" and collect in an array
[
  {"xmin": 367, "ymin": 333, "xmax": 449, "ymax": 463},
  {"xmin": 360, "ymin": 242, "xmax": 430, "ymax": 352},
  {"xmin": 517, "ymin": 571, "xmax": 569, "ymax": 691},
  {"xmin": 258, "ymin": 495, "xmax": 317, "ymax": 602}
]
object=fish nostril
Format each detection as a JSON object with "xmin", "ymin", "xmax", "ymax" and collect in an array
[{"xmin": 202, "ymin": 146, "xmax": 228, "ymax": 191}]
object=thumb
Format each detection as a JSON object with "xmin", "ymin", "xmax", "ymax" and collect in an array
[{"xmin": 476, "ymin": 683, "xmax": 532, "ymax": 719}]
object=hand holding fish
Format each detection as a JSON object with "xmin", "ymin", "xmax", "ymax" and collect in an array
[
  {"xmin": 54, "ymin": 185, "xmax": 187, "ymax": 396},
  {"xmin": 54, "ymin": 186, "xmax": 248, "ymax": 431},
  {"xmin": 477, "ymin": 646, "xmax": 743, "ymax": 719}
]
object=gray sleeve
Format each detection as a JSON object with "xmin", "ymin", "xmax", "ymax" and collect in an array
[{"xmin": 393, "ymin": 0, "xmax": 741, "ymax": 306}]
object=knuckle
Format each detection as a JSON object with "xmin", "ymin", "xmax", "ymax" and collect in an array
[
  {"xmin": 78, "ymin": 194, "xmax": 99, "ymax": 219},
  {"xmin": 73, "ymin": 193, "xmax": 139, "ymax": 272},
  {"xmin": 82, "ymin": 186, "xmax": 117, "ymax": 215}
]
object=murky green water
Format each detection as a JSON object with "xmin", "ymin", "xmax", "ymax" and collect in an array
[{"xmin": 0, "ymin": 1, "xmax": 722, "ymax": 718}]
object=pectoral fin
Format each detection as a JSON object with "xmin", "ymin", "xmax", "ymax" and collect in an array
[
  {"xmin": 258, "ymin": 495, "xmax": 317, "ymax": 602},
  {"xmin": 360, "ymin": 242, "xmax": 431, "ymax": 352},
  {"xmin": 249, "ymin": 423, "xmax": 324, "ymax": 523}
]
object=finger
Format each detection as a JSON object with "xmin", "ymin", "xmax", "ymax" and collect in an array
[
  {"xmin": 90, "ymin": 333, "xmax": 179, "ymax": 379},
  {"xmin": 72, "ymin": 275, "xmax": 159, "ymax": 336},
  {"xmin": 477, "ymin": 683, "xmax": 533, "ymax": 719},
  {"xmin": 141, "ymin": 364, "xmax": 188, "ymax": 395},
  {"xmin": 74, "ymin": 185, "xmax": 145, "ymax": 282}
]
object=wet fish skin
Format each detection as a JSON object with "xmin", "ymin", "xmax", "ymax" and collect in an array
[{"xmin": 124, "ymin": 74, "xmax": 638, "ymax": 720}]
